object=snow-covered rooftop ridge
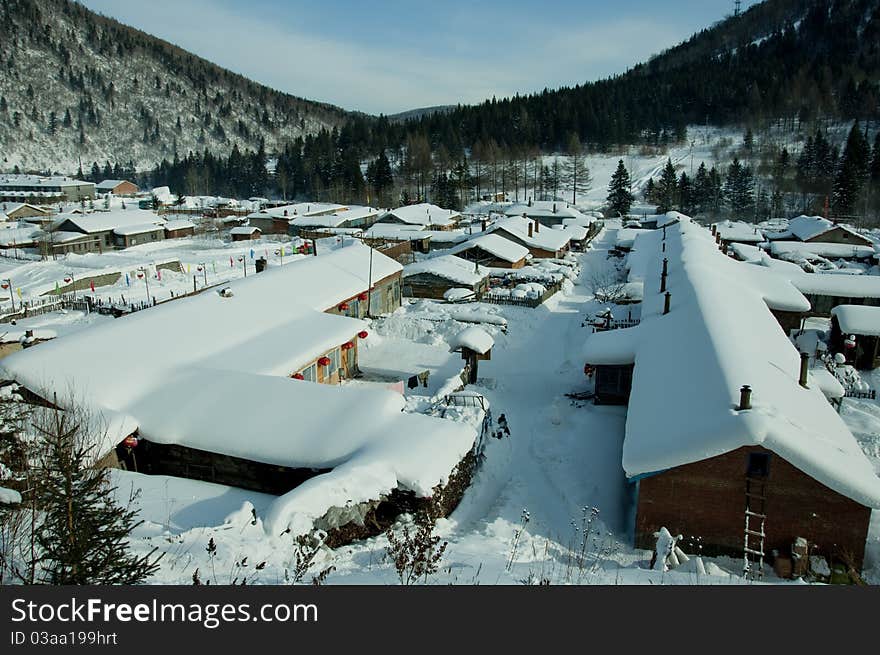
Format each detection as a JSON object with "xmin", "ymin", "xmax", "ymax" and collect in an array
[
  {"xmin": 503, "ymin": 200, "xmax": 593, "ymax": 222},
  {"xmin": 403, "ymin": 255, "xmax": 489, "ymax": 286},
  {"xmin": 230, "ymin": 225, "xmax": 260, "ymax": 234},
  {"xmin": 449, "ymin": 326, "xmax": 494, "ymax": 355},
  {"xmin": 385, "ymin": 203, "xmax": 461, "ymax": 225},
  {"xmin": 163, "ymin": 219, "xmax": 195, "ymax": 231},
  {"xmin": 112, "ymin": 222, "xmax": 165, "ymax": 236},
  {"xmin": 252, "ymin": 202, "xmax": 348, "ymax": 219},
  {"xmin": 488, "ymin": 215, "xmax": 570, "ymax": 251},
  {"xmin": 447, "ymin": 234, "xmax": 529, "ymax": 263},
  {"xmin": 713, "ymin": 220, "xmax": 765, "ymax": 243},
  {"xmin": 583, "ymin": 217, "xmax": 880, "ymax": 508},
  {"xmin": 53, "ymin": 208, "xmax": 165, "ymax": 234},
  {"xmin": 289, "ymin": 205, "xmax": 380, "ymax": 227},
  {"xmin": 96, "ymin": 179, "xmax": 129, "ymax": 189},
  {"xmin": 0, "ymin": 174, "xmax": 93, "ymax": 189},
  {"xmin": 769, "ymin": 241, "xmax": 876, "ymax": 259},
  {"xmin": 831, "ymin": 305, "xmax": 880, "ymax": 336}
]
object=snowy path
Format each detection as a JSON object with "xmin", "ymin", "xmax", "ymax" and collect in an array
[{"xmin": 445, "ymin": 244, "xmax": 629, "ymax": 569}]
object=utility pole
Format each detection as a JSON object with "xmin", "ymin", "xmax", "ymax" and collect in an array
[{"xmin": 734, "ymin": 0, "xmax": 742, "ymax": 16}]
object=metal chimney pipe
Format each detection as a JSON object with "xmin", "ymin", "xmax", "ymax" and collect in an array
[
  {"xmin": 799, "ymin": 352, "xmax": 810, "ymax": 388},
  {"xmin": 528, "ymin": 223, "xmax": 533, "ymax": 238},
  {"xmin": 534, "ymin": 219, "xmax": 539, "ymax": 233},
  {"xmin": 663, "ymin": 291, "xmax": 671, "ymax": 315},
  {"xmin": 660, "ymin": 258, "xmax": 668, "ymax": 293},
  {"xmin": 738, "ymin": 385, "xmax": 752, "ymax": 410}
]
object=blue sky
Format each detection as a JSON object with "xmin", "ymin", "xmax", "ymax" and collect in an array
[{"xmin": 79, "ymin": 0, "xmax": 761, "ymax": 115}]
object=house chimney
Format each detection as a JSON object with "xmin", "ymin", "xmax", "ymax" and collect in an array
[
  {"xmin": 711, "ymin": 224, "xmax": 717, "ymax": 236},
  {"xmin": 721, "ymin": 242, "xmax": 729, "ymax": 255},
  {"xmin": 481, "ymin": 219, "xmax": 487, "ymax": 232},
  {"xmin": 662, "ymin": 225, "xmax": 667, "ymax": 240},
  {"xmin": 663, "ymin": 291, "xmax": 671, "ymax": 315},
  {"xmin": 715, "ymin": 233, "xmax": 721, "ymax": 245},
  {"xmin": 662, "ymin": 241, "xmax": 666, "ymax": 253},
  {"xmin": 553, "ymin": 203, "xmax": 557, "ymax": 213},
  {"xmin": 798, "ymin": 352, "xmax": 810, "ymax": 388},
  {"xmin": 528, "ymin": 197, "xmax": 532, "ymax": 207},
  {"xmin": 738, "ymin": 385, "xmax": 752, "ymax": 410},
  {"xmin": 528, "ymin": 223, "xmax": 533, "ymax": 238},
  {"xmin": 534, "ymin": 219, "xmax": 540, "ymax": 233},
  {"xmin": 283, "ymin": 209, "xmax": 288, "ymax": 217},
  {"xmin": 660, "ymin": 258, "xmax": 668, "ymax": 293}
]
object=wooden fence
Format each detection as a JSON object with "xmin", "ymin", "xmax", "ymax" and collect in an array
[
  {"xmin": 480, "ymin": 281, "xmax": 563, "ymax": 308},
  {"xmin": 0, "ymin": 294, "xmax": 91, "ymax": 323}
]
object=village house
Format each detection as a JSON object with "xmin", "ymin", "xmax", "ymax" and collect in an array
[
  {"xmin": 487, "ymin": 215, "xmax": 571, "ymax": 259},
  {"xmin": 447, "ymin": 234, "xmax": 529, "ymax": 269},
  {"xmin": 712, "ymin": 220, "xmax": 765, "ymax": 247},
  {"xmin": 768, "ymin": 240, "xmax": 877, "ymax": 263},
  {"xmin": 288, "ymin": 206, "xmax": 381, "ymax": 237},
  {"xmin": 764, "ymin": 215, "xmax": 873, "ymax": 247},
  {"xmin": 402, "ymin": 255, "xmax": 491, "ymax": 299},
  {"xmin": 246, "ymin": 202, "xmax": 348, "ymax": 235},
  {"xmin": 51, "ymin": 208, "xmax": 166, "ymax": 253},
  {"xmin": 163, "ymin": 219, "xmax": 196, "ymax": 239},
  {"xmin": 96, "ymin": 179, "xmax": 139, "ymax": 197},
  {"xmin": 3, "ymin": 203, "xmax": 52, "ymax": 222},
  {"xmin": 829, "ymin": 305, "xmax": 880, "ymax": 370},
  {"xmin": 113, "ymin": 223, "xmax": 166, "ymax": 248},
  {"xmin": 503, "ymin": 200, "xmax": 594, "ymax": 228},
  {"xmin": 230, "ymin": 226, "xmax": 261, "ymax": 241},
  {"xmin": 0, "ymin": 175, "xmax": 95, "ymax": 203},
  {"xmin": 378, "ymin": 203, "xmax": 461, "ymax": 231},
  {"xmin": 0, "ymin": 246, "xmax": 476, "ymax": 540},
  {"xmin": 582, "ymin": 218, "xmax": 880, "ymax": 573}
]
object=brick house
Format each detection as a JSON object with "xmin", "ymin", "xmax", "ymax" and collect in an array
[{"xmin": 583, "ymin": 218, "xmax": 880, "ymax": 573}]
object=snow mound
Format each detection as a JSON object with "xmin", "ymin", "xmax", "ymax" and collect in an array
[{"xmin": 449, "ymin": 327, "xmax": 494, "ymax": 355}]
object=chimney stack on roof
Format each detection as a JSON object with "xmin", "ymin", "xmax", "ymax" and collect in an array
[
  {"xmin": 663, "ymin": 291, "xmax": 671, "ymax": 315},
  {"xmin": 534, "ymin": 219, "xmax": 540, "ymax": 233},
  {"xmin": 738, "ymin": 385, "xmax": 752, "ymax": 411},
  {"xmin": 660, "ymin": 257, "xmax": 668, "ymax": 293},
  {"xmin": 528, "ymin": 222, "xmax": 533, "ymax": 238},
  {"xmin": 798, "ymin": 352, "xmax": 810, "ymax": 388}
]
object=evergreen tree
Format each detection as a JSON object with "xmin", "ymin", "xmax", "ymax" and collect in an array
[
  {"xmin": 606, "ymin": 159, "xmax": 634, "ymax": 217},
  {"xmin": 677, "ymin": 171, "xmax": 693, "ymax": 214},
  {"xmin": 33, "ymin": 406, "xmax": 161, "ymax": 585},
  {"xmin": 693, "ymin": 162, "xmax": 712, "ymax": 214},
  {"xmin": 832, "ymin": 121, "xmax": 871, "ymax": 218},
  {"xmin": 562, "ymin": 134, "xmax": 592, "ymax": 205},
  {"xmin": 655, "ymin": 159, "xmax": 678, "ymax": 213},
  {"xmin": 724, "ymin": 158, "xmax": 755, "ymax": 216}
]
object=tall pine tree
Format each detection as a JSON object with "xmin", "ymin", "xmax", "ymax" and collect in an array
[{"xmin": 606, "ymin": 159, "xmax": 634, "ymax": 217}]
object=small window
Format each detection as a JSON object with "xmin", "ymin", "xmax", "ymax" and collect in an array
[
  {"xmin": 301, "ymin": 364, "xmax": 317, "ymax": 382},
  {"xmin": 747, "ymin": 453, "xmax": 771, "ymax": 478},
  {"xmin": 327, "ymin": 348, "xmax": 340, "ymax": 376}
]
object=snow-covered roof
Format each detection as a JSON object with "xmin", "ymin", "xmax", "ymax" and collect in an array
[
  {"xmin": 447, "ymin": 234, "xmax": 529, "ymax": 263},
  {"xmin": 54, "ymin": 209, "xmax": 165, "ymax": 234},
  {"xmin": 256, "ymin": 202, "xmax": 347, "ymax": 219},
  {"xmin": 789, "ymin": 272, "xmax": 880, "ymax": 299},
  {"xmin": 403, "ymin": 255, "xmax": 489, "ymax": 286},
  {"xmin": 769, "ymin": 241, "xmax": 876, "ymax": 260},
  {"xmin": 96, "ymin": 180, "xmax": 133, "ymax": 191},
  {"xmin": 383, "ymin": 203, "xmax": 461, "ymax": 226},
  {"xmin": 113, "ymin": 223, "xmax": 165, "ymax": 236},
  {"xmin": 449, "ymin": 326, "xmax": 494, "ymax": 355},
  {"xmin": 488, "ymin": 216, "xmax": 570, "ymax": 252},
  {"xmin": 5, "ymin": 203, "xmax": 50, "ymax": 216},
  {"xmin": 503, "ymin": 201, "xmax": 593, "ymax": 223},
  {"xmin": 289, "ymin": 206, "xmax": 380, "ymax": 228},
  {"xmin": 582, "ymin": 217, "xmax": 880, "ymax": 508},
  {"xmin": 788, "ymin": 215, "xmax": 834, "ymax": 241},
  {"xmin": 556, "ymin": 223, "xmax": 589, "ymax": 240},
  {"xmin": 714, "ymin": 220, "xmax": 764, "ymax": 244},
  {"xmin": 362, "ymin": 224, "xmax": 432, "ymax": 240},
  {"xmin": 0, "ymin": 226, "xmax": 44, "ymax": 246},
  {"xmin": 230, "ymin": 226, "xmax": 260, "ymax": 235},
  {"xmin": 831, "ymin": 305, "xmax": 880, "ymax": 336},
  {"xmin": 163, "ymin": 219, "xmax": 195, "ymax": 231}
]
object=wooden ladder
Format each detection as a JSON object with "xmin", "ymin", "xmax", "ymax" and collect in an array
[{"xmin": 743, "ymin": 476, "xmax": 767, "ymax": 580}]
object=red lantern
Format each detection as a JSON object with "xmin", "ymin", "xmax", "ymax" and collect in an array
[
  {"xmin": 357, "ymin": 330, "xmax": 369, "ymax": 339},
  {"xmin": 63, "ymin": 277, "xmax": 72, "ymax": 283},
  {"xmin": 318, "ymin": 356, "xmax": 331, "ymax": 367},
  {"xmin": 0, "ymin": 283, "xmax": 7, "ymax": 290},
  {"xmin": 197, "ymin": 266, "xmax": 203, "ymax": 272},
  {"xmin": 341, "ymin": 341, "xmax": 354, "ymax": 351},
  {"xmin": 339, "ymin": 302, "xmax": 349, "ymax": 311},
  {"xmin": 136, "ymin": 272, "xmax": 144, "ymax": 279},
  {"xmin": 292, "ymin": 373, "xmax": 305, "ymax": 380},
  {"xmin": 358, "ymin": 292, "xmax": 368, "ymax": 301},
  {"xmin": 123, "ymin": 435, "xmax": 138, "ymax": 448}
]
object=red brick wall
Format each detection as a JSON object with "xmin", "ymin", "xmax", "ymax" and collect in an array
[{"xmin": 634, "ymin": 445, "xmax": 872, "ymax": 568}]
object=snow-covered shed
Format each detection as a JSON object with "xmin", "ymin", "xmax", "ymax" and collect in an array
[
  {"xmin": 402, "ymin": 255, "xmax": 491, "ymax": 299},
  {"xmin": 829, "ymin": 305, "xmax": 880, "ymax": 370},
  {"xmin": 163, "ymin": 219, "xmax": 195, "ymax": 239},
  {"xmin": 447, "ymin": 234, "xmax": 530, "ymax": 269},
  {"xmin": 765, "ymin": 215, "xmax": 873, "ymax": 247},
  {"xmin": 0, "ymin": 247, "xmax": 477, "ymax": 534},
  {"xmin": 230, "ymin": 225, "xmax": 261, "ymax": 241},
  {"xmin": 712, "ymin": 220, "xmax": 765, "ymax": 245},
  {"xmin": 582, "ymin": 217, "xmax": 880, "ymax": 569},
  {"xmin": 288, "ymin": 206, "xmax": 381, "ymax": 236}
]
